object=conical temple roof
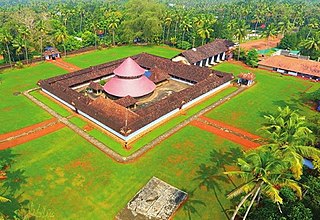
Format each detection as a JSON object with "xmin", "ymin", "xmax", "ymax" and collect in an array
[{"xmin": 114, "ymin": 57, "xmax": 146, "ymax": 77}]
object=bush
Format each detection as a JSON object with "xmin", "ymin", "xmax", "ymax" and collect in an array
[
  {"xmin": 177, "ymin": 41, "xmax": 191, "ymax": 50},
  {"xmin": 245, "ymin": 49, "xmax": 259, "ymax": 67}
]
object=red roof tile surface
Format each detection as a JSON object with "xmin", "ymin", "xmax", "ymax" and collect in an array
[
  {"xmin": 238, "ymin": 72, "xmax": 255, "ymax": 80},
  {"xmin": 181, "ymin": 39, "xmax": 235, "ymax": 64},
  {"xmin": 258, "ymin": 55, "xmax": 320, "ymax": 77}
]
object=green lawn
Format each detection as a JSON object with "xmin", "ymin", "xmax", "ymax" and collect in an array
[
  {"xmin": 1, "ymin": 126, "xmax": 241, "ymax": 219},
  {"xmin": 206, "ymin": 62, "xmax": 320, "ymax": 135},
  {"xmin": 0, "ymin": 63, "xmax": 68, "ymax": 133},
  {"xmin": 64, "ymin": 45, "xmax": 181, "ymax": 68},
  {"xmin": 30, "ymin": 90, "xmax": 71, "ymax": 117}
]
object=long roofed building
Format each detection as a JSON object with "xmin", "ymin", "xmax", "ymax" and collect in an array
[{"xmin": 172, "ymin": 39, "xmax": 235, "ymax": 67}]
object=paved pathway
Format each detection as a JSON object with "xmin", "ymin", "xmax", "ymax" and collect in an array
[{"xmin": 15, "ymin": 85, "xmax": 248, "ymax": 162}]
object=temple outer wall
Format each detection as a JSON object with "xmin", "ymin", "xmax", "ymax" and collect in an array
[{"xmin": 41, "ymin": 80, "xmax": 232, "ymax": 142}]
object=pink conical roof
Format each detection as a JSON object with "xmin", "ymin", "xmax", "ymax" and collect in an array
[
  {"xmin": 114, "ymin": 57, "xmax": 146, "ymax": 77},
  {"xmin": 104, "ymin": 76, "xmax": 156, "ymax": 98}
]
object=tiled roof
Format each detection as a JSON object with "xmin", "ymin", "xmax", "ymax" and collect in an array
[
  {"xmin": 148, "ymin": 66, "xmax": 170, "ymax": 84},
  {"xmin": 114, "ymin": 96, "xmax": 137, "ymax": 107},
  {"xmin": 238, "ymin": 72, "xmax": 255, "ymax": 80},
  {"xmin": 88, "ymin": 81, "xmax": 103, "ymax": 91},
  {"xmin": 258, "ymin": 55, "xmax": 320, "ymax": 77},
  {"xmin": 89, "ymin": 97, "xmax": 139, "ymax": 123},
  {"xmin": 43, "ymin": 47, "xmax": 60, "ymax": 56},
  {"xmin": 181, "ymin": 39, "xmax": 235, "ymax": 64}
]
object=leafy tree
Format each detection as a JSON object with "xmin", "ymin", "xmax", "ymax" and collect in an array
[
  {"xmin": 122, "ymin": 0, "xmax": 165, "ymax": 43},
  {"xmin": 248, "ymin": 187, "xmax": 313, "ymax": 220},
  {"xmin": 260, "ymin": 106, "xmax": 320, "ymax": 179},
  {"xmin": 245, "ymin": 49, "xmax": 259, "ymax": 67},
  {"xmin": 225, "ymin": 148, "xmax": 302, "ymax": 220},
  {"xmin": 234, "ymin": 20, "xmax": 249, "ymax": 61},
  {"xmin": 54, "ymin": 27, "xmax": 68, "ymax": 57},
  {"xmin": 0, "ymin": 29, "xmax": 13, "ymax": 67}
]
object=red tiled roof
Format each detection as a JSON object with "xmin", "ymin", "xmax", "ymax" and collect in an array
[
  {"xmin": 258, "ymin": 55, "xmax": 320, "ymax": 78},
  {"xmin": 43, "ymin": 47, "xmax": 60, "ymax": 56},
  {"xmin": 181, "ymin": 39, "xmax": 235, "ymax": 64},
  {"xmin": 89, "ymin": 97, "xmax": 139, "ymax": 122},
  {"xmin": 114, "ymin": 96, "xmax": 137, "ymax": 107},
  {"xmin": 238, "ymin": 72, "xmax": 255, "ymax": 80},
  {"xmin": 149, "ymin": 66, "xmax": 170, "ymax": 84},
  {"xmin": 88, "ymin": 81, "xmax": 103, "ymax": 91}
]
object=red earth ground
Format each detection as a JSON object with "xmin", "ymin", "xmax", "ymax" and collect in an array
[
  {"xmin": 0, "ymin": 119, "xmax": 65, "ymax": 150},
  {"xmin": 241, "ymin": 36, "xmax": 282, "ymax": 51},
  {"xmin": 48, "ymin": 59, "xmax": 81, "ymax": 72},
  {"xmin": 190, "ymin": 120, "xmax": 261, "ymax": 150}
]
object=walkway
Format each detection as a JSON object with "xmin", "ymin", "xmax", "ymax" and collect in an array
[
  {"xmin": 190, "ymin": 116, "xmax": 261, "ymax": 150},
  {"xmin": 0, "ymin": 118, "xmax": 65, "ymax": 150},
  {"xmin": 49, "ymin": 59, "xmax": 81, "ymax": 72}
]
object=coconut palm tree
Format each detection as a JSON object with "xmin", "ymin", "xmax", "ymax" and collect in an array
[
  {"xmin": 106, "ymin": 12, "xmax": 121, "ymax": 46},
  {"xmin": 262, "ymin": 24, "xmax": 278, "ymax": 47},
  {"xmin": 234, "ymin": 20, "xmax": 249, "ymax": 60},
  {"xmin": 301, "ymin": 34, "xmax": 320, "ymax": 52},
  {"xmin": 225, "ymin": 148, "xmax": 302, "ymax": 220},
  {"xmin": 54, "ymin": 27, "xmax": 68, "ymax": 57},
  {"xmin": 180, "ymin": 18, "xmax": 192, "ymax": 46},
  {"xmin": 18, "ymin": 27, "xmax": 30, "ymax": 64},
  {"xmin": 0, "ymin": 29, "xmax": 13, "ymax": 67},
  {"xmin": 260, "ymin": 106, "xmax": 320, "ymax": 179},
  {"xmin": 36, "ymin": 20, "xmax": 47, "ymax": 60}
]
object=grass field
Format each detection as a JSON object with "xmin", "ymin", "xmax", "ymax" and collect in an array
[
  {"xmin": 1, "ymin": 126, "xmax": 241, "ymax": 219},
  {"xmin": 30, "ymin": 90, "xmax": 72, "ymax": 118},
  {"xmin": 64, "ymin": 45, "xmax": 182, "ymax": 68},
  {"xmin": 0, "ymin": 63, "xmax": 68, "ymax": 133},
  {"xmin": 206, "ymin": 62, "xmax": 320, "ymax": 135},
  {"xmin": 2, "ymin": 45, "xmax": 319, "ymax": 219}
]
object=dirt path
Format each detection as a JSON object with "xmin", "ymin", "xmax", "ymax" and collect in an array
[
  {"xmin": 49, "ymin": 59, "xmax": 81, "ymax": 72},
  {"xmin": 0, "ymin": 118, "xmax": 57, "ymax": 140},
  {"xmin": 0, "ymin": 121, "xmax": 65, "ymax": 150},
  {"xmin": 241, "ymin": 37, "xmax": 282, "ymax": 50},
  {"xmin": 190, "ymin": 117, "xmax": 261, "ymax": 150}
]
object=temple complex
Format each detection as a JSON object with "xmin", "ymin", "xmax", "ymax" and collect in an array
[{"xmin": 38, "ymin": 53, "xmax": 233, "ymax": 141}]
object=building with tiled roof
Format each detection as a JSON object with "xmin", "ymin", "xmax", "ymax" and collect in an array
[
  {"xmin": 258, "ymin": 55, "xmax": 320, "ymax": 81},
  {"xmin": 172, "ymin": 39, "xmax": 235, "ymax": 67},
  {"xmin": 38, "ymin": 53, "xmax": 233, "ymax": 141},
  {"xmin": 43, "ymin": 47, "xmax": 61, "ymax": 60}
]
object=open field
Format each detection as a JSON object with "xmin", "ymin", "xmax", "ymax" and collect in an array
[
  {"xmin": 64, "ymin": 45, "xmax": 182, "ymax": 68},
  {"xmin": 207, "ymin": 61, "xmax": 320, "ymax": 135},
  {"xmin": 0, "ymin": 63, "xmax": 68, "ymax": 133},
  {"xmin": 1, "ymin": 45, "xmax": 319, "ymax": 219},
  {"xmin": 1, "ymin": 126, "xmax": 241, "ymax": 219}
]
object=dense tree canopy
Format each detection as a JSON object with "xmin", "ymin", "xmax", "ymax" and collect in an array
[{"xmin": 0, "ymin": 0, "xmax": 319, "ymax": 63}]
